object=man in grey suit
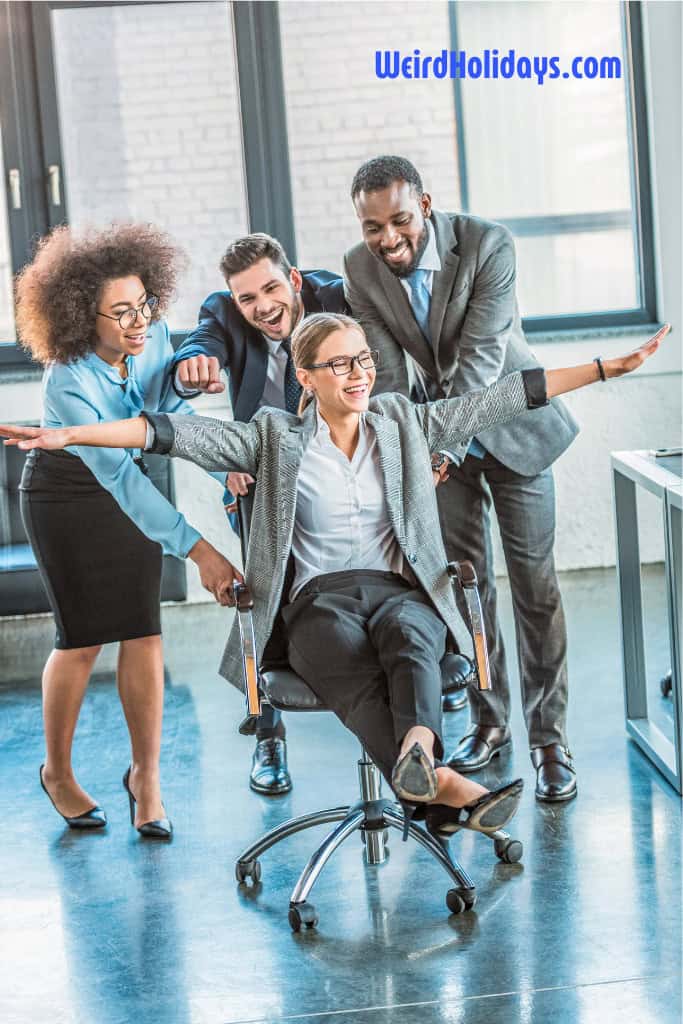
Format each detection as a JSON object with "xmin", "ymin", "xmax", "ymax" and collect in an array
[{"xmin": 344, "ymin": 156, "xmax": 580, "ymax": 802}]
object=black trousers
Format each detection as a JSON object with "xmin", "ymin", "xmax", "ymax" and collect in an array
[
  {"xmin": 436, "ymin": 451, "xmax": 568, "ymax": 747},
  {"xmin": 281, "ymin": 570, "xmax": 447, "ymax": 786}
]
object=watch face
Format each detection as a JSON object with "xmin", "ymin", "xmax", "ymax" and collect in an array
[{"xmin": 431, "ymin": 453, "xmax": 447, "ymax": 469}]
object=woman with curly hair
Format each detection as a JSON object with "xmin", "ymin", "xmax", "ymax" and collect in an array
[{"xmin": 14, "ymin": 223, "xmax": 239, "ymax": 839}]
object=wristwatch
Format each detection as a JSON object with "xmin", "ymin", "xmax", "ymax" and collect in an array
[{"xmin": 431, "ymin": 452, "xmax": 449, "ymax": 470}]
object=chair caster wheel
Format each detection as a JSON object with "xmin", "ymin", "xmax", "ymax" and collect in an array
[
  {"xmin": 235, "ymin": 859, "xmax": 261, "ymax": 884},
  {"xmin": 288, "ymin": 901, "xmax": 318, "ymax": 932},
  {"xmin": 446, "ymin": 887, "xmax": 476, "ymax": 914},
  {"xmin": 494, "ymin": 838, "xmax": 523, "ymax": 864}
]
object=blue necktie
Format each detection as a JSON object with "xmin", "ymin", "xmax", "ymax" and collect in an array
[
  {"xmin": 405, "ymin": 268, "xmax": 432, "ymax": 343},
  {"xmin": 407, "ymin": 269, "xmax": 486, "ymax": 458},
  {"xmin": 280, "ymin": 339, "xmax": 302, "ymax": 414}
]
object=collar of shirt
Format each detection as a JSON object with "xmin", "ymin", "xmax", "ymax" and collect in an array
[
  {"xmin": 399, "ymin": 218, "xmax": 441, "ymax": 299},
  {"xmin": 261, "ymin": 335, "xmax": 288, "ymax": 357},
  {"xmin": 418, "ymin": 217, "xmax": 441, "ymax": 274},
  {"xmin": 81, "ymin": 348, "xmax": 134, "ymax": 386}
]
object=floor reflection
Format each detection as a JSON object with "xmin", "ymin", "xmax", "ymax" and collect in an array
[{"xmin": 0, "ymin": 568, "xmax": 680, "ymax": 1024}]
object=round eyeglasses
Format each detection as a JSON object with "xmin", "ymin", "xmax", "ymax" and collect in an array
[
  {"xmin": 304, "ymin": 350, "xmax": 380, "ymax": 376},
  {"xmin": 96, "ymin": 295, "xmax": 159, "ymax": 331}
]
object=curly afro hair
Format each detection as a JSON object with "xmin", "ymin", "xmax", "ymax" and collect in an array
[{"xmin": 15, "ymin": 222, "xmax": 187, "ymax": 365}]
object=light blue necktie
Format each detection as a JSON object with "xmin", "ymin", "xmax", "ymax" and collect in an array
[
  {"xmin": 407, "ymin": 268, "xmax": 485, "ymax": 458},
  {"xmin": 405, "ymin": 268, "xmax": 432, "ymax": 343}
]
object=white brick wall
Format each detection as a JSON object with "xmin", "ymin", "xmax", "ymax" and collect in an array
[
  {"xmin": 51, "ymin": 1, "xmax": 248, "ymax": 329},
  {"xmin": 279, "ymin": 0, "xmax": 460, "ymax": 274}
]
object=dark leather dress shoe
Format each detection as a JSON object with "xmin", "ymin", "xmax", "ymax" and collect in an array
[
  {"xmin": 531, "ymin": 744, "xmax": 577, "ymax": 802},
  {"xmin": 442, "ymin": 690, "xmax": 468, "ymax": 713},
  {"xmin": 446, "ymin": 725, "xmax": 512, "ymax": 773},
  {"xmin": 250, "ymin": 738, "xmax": 292, "ymax": 795}
]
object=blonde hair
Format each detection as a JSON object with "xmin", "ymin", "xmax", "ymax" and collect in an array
[{"xmin": 291, "ymin": 312, "xmax": 366, "ymax": 416}]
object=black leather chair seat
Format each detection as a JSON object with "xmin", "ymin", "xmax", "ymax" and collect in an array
[
  {"xmin": 261, "ymin": 651, "xmax": 475, "ymax": 713},
  {"xmin": 261, "ymin": 669, "xmax": 326, "ymax": 711},
  {"xmin": 0, "ymin": 543, "xmax": 52, "ymax": 615}
]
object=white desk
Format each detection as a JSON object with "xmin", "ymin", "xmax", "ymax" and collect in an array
[{"xmin": 612, "ymin": 450, "xmax": 683, "ymax": 793}]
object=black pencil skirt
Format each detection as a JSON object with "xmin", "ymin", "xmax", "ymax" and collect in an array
[{"xmin": 19, "ymin": 448, "xmax": 163, "ymax": 650}]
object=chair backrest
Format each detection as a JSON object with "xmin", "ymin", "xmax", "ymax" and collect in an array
[{"xmin": 0, "ymin": 443, "xmax": 31, "ymax": 548}]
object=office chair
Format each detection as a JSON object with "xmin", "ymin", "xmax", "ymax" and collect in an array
[{"xmin": 232, "ymin": 488, "xmax": 523, "ymax": 932}]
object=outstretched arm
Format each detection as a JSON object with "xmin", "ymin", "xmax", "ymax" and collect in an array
[
  {"xmin": 0, "ymin": 410, "xmax": 261, "ymax": 478},
  {"xmin": 0, "ymin": 416, "xmax": 147, "ymax": 452},
  {"xmin": 544, "ymin": 327, "xmax": 668, "ymax": 397},
  {"xmin": 417, "ymin": 325, "xmax": 670, "ymax": 453},
  {"xmin": 0, "ymin": 414, "xmax": 247, "ymax": 605}
]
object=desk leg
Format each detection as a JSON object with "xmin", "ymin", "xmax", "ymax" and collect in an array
[
  {"xmin": 613, "ymin": 469, "xmax": 648, "ymax": 720},
  {"xmin": 665, "ymin": 491, "xmax": 683, "ymax": 790}
]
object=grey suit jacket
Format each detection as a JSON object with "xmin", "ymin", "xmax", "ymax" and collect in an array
[
  {"xmin": 148, "ymin": 370, "xmax": 535, "ymax": 691},
  {"xmin": 344, "ymin": 210, "xmax": 579, "ymax": 475}
]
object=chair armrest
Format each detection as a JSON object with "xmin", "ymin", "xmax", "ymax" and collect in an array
[
  {"xmin": 233, "ymin": 581, "xmax": 262, "ymax": 717},
  {"xmin": 447, "ymin": 560, "xmax": 492, "ymax": 691}
]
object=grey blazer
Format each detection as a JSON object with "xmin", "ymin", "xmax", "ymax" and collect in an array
[
  {"xmin": 148, "ymin": 370, "xmax": 539, "ymax": 691},
  {"xmin": 344, "ymin": 210, "xmax": 579, "ymax": 475}
]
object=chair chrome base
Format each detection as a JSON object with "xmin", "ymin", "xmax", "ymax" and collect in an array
[{"xmin": 235, "ymin": 747, "xmax": 523, "ymax": 931}]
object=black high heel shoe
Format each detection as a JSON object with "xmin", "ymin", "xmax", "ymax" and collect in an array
[
  {"xmin": 391, "ymin": 743, "xmax": 438, "ymax": 841},
  {"xmin": 39, "ymin": 765, "xmax": 107, "ymax": 829},
  {"xmin": 425, "ymin": 778, "xmax": 524, "ymax": 839},
  {"xmin": 122, "ymin": 767, "xmax": 172, "ymax": 840}
]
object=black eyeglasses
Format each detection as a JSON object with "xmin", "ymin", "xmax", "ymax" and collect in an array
[
  {"xmin": 304, "ymin": 350, "xmax": 380, "ymax": 376},
  {"xmin": 96, "ymin": 295, "xmax": 159, "ymax": 331}
]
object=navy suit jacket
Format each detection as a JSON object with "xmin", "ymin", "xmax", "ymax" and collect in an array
[{"xmin": 172, "ymin": 270, "xmax": 347, "ymax": 423}]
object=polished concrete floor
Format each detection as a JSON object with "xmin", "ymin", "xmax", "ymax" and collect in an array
[{"xmin": 0, "ymin": 567, "xmax": 680, "ymax": 1024}]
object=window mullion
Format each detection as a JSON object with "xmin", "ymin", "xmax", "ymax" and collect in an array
[{"xmin": 232, "ymin": 0, "xmax": 297, "ymax": 261}]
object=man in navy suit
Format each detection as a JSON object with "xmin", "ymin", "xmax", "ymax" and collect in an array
[{"xmin": 172, "ymin": 234, "xmax": 347, "ymax": 796}]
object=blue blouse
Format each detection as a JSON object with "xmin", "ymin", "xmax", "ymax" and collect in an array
[{"xmin": 42, "ymin": 320, "xmax": 221, "ymax": 559}]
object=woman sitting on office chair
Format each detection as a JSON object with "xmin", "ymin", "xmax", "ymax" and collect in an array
[{"xmin": 1, "ymin": 314, "xmax": 668, "ymax": 839}]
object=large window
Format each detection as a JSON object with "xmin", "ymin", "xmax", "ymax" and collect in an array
[
  {"xmin": 455, "ymin": 1, "xmax": 646, "ymax": 323},
  {"xmin": 280, "ymin": 0, "xmax": 654, "ymax": 329},
  {"xmin": 50, "ymin": 2, "xmax": 248, "ymax": 329},
  {"xmin": 0, "ymin": 0, "xmax": 658, "ymax": 369}
]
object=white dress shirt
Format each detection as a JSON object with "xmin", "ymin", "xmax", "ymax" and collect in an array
[
  {"xmin": 289, "ymin": 406, "xmax": 404, "ymax": 600},
  {"xmin": 398, "ymin": 217, "xmax": 441, "ymax": 305},
  {"xmin": 258, "ymin": 335, "xmax": 289, "ymax": 411}
]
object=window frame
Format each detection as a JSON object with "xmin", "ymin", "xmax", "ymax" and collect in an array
[
  {"xmin": 449, "ymin": 0, "xmax": 657, "ymax": 332},
  {"xmin": 0, "ymin": 0, "xmax": 660, "ymax": 372}
]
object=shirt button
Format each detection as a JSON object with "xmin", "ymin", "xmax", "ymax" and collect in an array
[
  {"xmin": 408, "ymin": 553, "xmax": 418, "ymax": 564},
  {"xmin": 441, "ymin": 378, "xmax": 450, "ymax": 389}
]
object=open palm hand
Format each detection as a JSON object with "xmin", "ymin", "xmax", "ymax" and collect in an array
[
  {"xmin": 0, "ymin": 424, "xmax": 71, "ymax": 451},
  {"xmin": 606, "ymin": 323, "xmax": 671, "ymax": 378}
]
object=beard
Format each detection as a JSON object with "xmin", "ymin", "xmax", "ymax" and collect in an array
[{"xmin": 383, "ymin": 219, "xmax": 430, "ymax": 279}]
